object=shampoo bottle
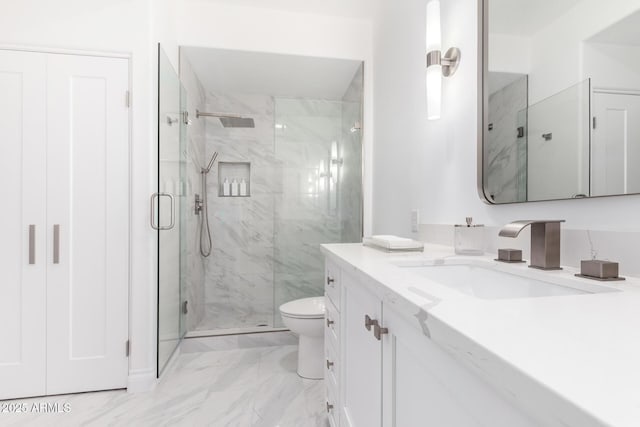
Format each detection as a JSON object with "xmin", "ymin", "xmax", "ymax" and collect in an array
[
  {"xmin": 231, "ymin": 178, "xmax": 238, "ymax": 196},
  {"xmin": 239, "ymin": 178, "xmax": 247, "ymax": 196},
  {"xmin": 222, "ymin": 178, "xmax": 230, "ymax": 196}
]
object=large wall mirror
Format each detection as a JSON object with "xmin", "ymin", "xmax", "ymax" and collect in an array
[{"xmin": 480, "ymin": 0, "xmax": 640, "ymax": 203}]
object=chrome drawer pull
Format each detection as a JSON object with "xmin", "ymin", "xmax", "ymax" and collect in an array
[
  {"xmin": 326, "ymin": 318, "xmax": 335, "ymax": 327},
  {"xmin": 365, "ymin": 314, "xmax": 375, "ymax": 331},
  {"xmin": 326, "ymin": 402, "xmax": 334, "ymax": 413},
  {"xmin": 327, "ymin": 276, "xmax": 335, "ymax": 286},
  {"xmin": 374, "ymin": 323, "xmax": 389, "ymax": 341},
  {"xmin": 326, "ymin": 359, "xmax": 334, "ymax": 370}
]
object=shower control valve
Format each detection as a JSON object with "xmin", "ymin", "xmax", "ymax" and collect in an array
[{"xmin": 194, "ymin": 194, "xmax": 203, "ymax": 215}]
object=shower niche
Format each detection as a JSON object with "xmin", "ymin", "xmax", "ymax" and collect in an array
[{"xmin": 218, "ymin": 161, "xmax": 251, "ymax": 197}]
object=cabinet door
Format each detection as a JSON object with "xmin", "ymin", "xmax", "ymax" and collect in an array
[
  {"xmin": 0, "ymin": 50, "xmax": 48, "ymax": 400},
  {"xmin": 382, "ymin": 306, "xmax": 537, "ymax": 427},
  {"xmin": 45, "ymin": 54, "xmax": 129, "ymax": 394},
  {"xmin": 341, "ymin": 271, "xmax": 383, "ymax": 427}
]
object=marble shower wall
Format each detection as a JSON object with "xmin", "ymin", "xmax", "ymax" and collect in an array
[
  {"xmin": 202, "ymin": 93, "xmax": 278, "ymax": 330},
  {"xmin": 180, "ymin": 54, "xmax": 206, "ymax": 332},
  {"xmin": 486, "ymin": 75, "xmax": 528, "ymax": 203}
]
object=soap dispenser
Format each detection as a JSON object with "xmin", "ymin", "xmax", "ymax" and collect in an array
[{"xmin": 454, "ymin": 217, "xmax": 485, "ymax": 255}]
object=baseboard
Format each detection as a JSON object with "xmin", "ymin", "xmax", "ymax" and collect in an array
[{"xmin": 127, "ymin": 368, "xmax": 157, "ymax": 393}]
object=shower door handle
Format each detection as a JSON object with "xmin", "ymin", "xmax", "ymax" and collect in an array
[{"xmin": 150, "ymin": 192, "xmax": 175, "ymax": 230}]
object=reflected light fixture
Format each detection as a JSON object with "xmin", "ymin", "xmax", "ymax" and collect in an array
[{"xmin": 426, "ymin": 0, "xmax": 461, "ymax": 120}]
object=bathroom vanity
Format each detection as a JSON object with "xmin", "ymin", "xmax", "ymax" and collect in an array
[{"xmin": 322, "ymin": 243, "xmax": 640, "ymax": 427}]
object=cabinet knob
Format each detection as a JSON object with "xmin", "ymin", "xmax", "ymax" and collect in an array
[
  {"xmin": 326, "ymin": 359, "xmax": 334, "ymax": 370},
  {"xmin": 326, "ymin": 276, "xmax": 335, "ymax": 286},
  {"xmin": 326, "ymin": 402, "xmax": 334, "ymax": 413},
  {"xmin": 326, "ymin": 318, "xmax": 335, "ymax": 328}
]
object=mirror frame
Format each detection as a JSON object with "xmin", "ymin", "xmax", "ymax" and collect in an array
[{"xmin": 477, "ymin": 0, "xmax": 490, "ymax": 203}]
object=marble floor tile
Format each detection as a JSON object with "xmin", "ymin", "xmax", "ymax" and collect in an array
[{"xmin": 1, "ymin": 333, "xmax": 325, "ymax": 427}]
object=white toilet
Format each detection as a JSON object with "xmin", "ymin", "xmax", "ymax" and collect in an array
[{"xmin": 279, "ymin": 297, "xmax": 325, "ymax": 379}]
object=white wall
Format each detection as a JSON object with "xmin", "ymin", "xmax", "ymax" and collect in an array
[
  {"xmin": 372, "ymin": 0, "xmax": 640, "ymax": 243},
  {"xmin": 528, "ymin": 0, "xmax": 639, "ymax": 104},
  {"xmin": 488, "ymin": 34, "xmax": 530, "ymax": 75},
  {"xmin": 175, "ymin": 0, "xmax": 375, "ymax": 235},
  {"xmin": 0, "ymin": 0, "xmax": 160, "ymax": 390},
  {"xmin": 583, "ymin": 42, "xmax": 640, "ymax": 90}
]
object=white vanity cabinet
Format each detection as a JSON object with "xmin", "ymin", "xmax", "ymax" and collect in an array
[
  {"xmin": 324, "ymin": 255, "xmax": 539, "ymax": 427},
  {"xmin": 340, "ymin": 269, "xmax": 383, "ymax": 427}
]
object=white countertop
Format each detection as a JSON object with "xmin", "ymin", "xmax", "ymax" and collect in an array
[{"xmin": 320, "ymin": 243, "xmax": 640, "ymax": 427}]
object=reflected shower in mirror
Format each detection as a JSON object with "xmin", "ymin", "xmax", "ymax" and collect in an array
[{"xmin": 481, "ymin": 0, "xmax": 640, "ymax": 203}]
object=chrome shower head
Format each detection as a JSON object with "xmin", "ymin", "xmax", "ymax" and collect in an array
[
  {"xmin": 219, "ymin": 117, "xmax": 255, "ymax": 128},
  {"xmin": 196, "ymin": 110, "xmax": 255, "ymax": 128}
]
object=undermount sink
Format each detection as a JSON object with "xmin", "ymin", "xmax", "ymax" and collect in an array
[{"xmin": 397, "ymin": 260, "xmax": 619, "ymax": 300}]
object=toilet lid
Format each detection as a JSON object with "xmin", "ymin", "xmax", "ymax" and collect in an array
[{"xmin": 279, "ymin": 297, "xmax": 325, "ymax": 319}]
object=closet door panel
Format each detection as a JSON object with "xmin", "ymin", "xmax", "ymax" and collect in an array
[
  {"xmin": 0, "ymin": 50, "xmax": 47, "ymax": 400},
  {"xmin": 46, "ymin": 54, "xmax": 129, "ymax": 394}
]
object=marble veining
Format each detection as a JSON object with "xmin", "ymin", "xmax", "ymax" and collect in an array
[
  {"xmin": 1, "ymin": 333, "xmax": 326, "ymax": 427},
  {"xmin": 486, "ymin": 74, "xmax": 528, "ymax": 203}
]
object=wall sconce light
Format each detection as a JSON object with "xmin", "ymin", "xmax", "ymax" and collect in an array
[{"xmin": 425, "ymin": 0, "xmax": 461, "ymax": 121}]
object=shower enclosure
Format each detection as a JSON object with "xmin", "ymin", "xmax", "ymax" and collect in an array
[{"xmin": 157, "ymin": 47, "xmax": 364, "ymax": 364}]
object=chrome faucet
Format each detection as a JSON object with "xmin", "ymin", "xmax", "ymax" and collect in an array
[{"xmin": 499, "ymin": 220, "xmax": 565, "ymax": 270}]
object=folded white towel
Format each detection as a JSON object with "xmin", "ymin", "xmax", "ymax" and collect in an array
[{"xmin": 364, "ymin": 235, "xmax": 424, "ymax": 251}]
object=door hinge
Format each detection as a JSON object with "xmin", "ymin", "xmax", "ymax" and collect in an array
[
  {"xmin": 126, "ymin": 91, "xmax": 131, "ymax": 108},
  {"xmin": 126, "ymin": 340, "xmax": 130, "ymax": 357}
]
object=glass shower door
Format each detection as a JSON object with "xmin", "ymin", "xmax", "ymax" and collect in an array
[
  {"xmin": 272, "ymin": 64, "xmax": 364, "ymax": 327},
  {"xmin": 156, "ymin": 45, "xmax": 188, "ymax": 376}
]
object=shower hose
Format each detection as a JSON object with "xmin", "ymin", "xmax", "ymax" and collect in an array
[{"xmin": 200, "ymin": 171, "xmax": 213, "ymax": 257}]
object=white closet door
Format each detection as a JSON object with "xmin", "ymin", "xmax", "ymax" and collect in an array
[
  {"xmin": 45, "ymin": 54, "xmax": 129, "ymax": 394},
  {"xmin": 592, "ymin": 92, "xmax": 640, "ymax": 196},
  {"xmin": 0, "ymin": 50, "xmax": 48, "ymax": 400}
]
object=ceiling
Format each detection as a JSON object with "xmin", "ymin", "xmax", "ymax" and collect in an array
[
  {"xmin": 489, "ymin": 0, "xmax": 584, "ymax": 36},
  {"xmin": 589, "ymin": 9, "xmax": 640, "ymax": 46},
  {"xmin": 200, "ymin": 0, "xmax": 379, "ymax": 19},
  {"xmin": 181, "ymin": 47, "xmax": 363, "ymax": 100}
]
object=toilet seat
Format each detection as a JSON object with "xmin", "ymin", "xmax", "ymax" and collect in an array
[{"xmin": 279, "ymin": 297, "xmax": 325, "ymax": 319}]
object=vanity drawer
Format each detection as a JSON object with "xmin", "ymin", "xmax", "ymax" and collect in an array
[
  {"xmin": 325, "ymin": 260, "xmax": 341, "ymax": 308},
  {"xmin": 326, "ymin": 379, "xmax": 339, "ymax": 427},
  {"xmin": 325, "ymin": 296, "xmax": 340, "ymax": 348},
  {"xmin": 325, "ymin": 338, "xmax": 340, "ymax": 391}
]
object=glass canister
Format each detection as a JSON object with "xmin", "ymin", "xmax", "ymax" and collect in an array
[{"xmin": 454, "ymin": 217, "xmax": 485, "ymax": 255}]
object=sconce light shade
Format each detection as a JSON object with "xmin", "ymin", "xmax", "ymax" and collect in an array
[
  {"xmin": 426, "ymin": 1, "xmax": 441, "ymax": 52},
  {"xmin": 426, "ymin": 64, "xmax": 442, "ymax": 120},
  {"xmin": 425, "ymin": 0, "xmax": 461, "ymax": 121}
]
